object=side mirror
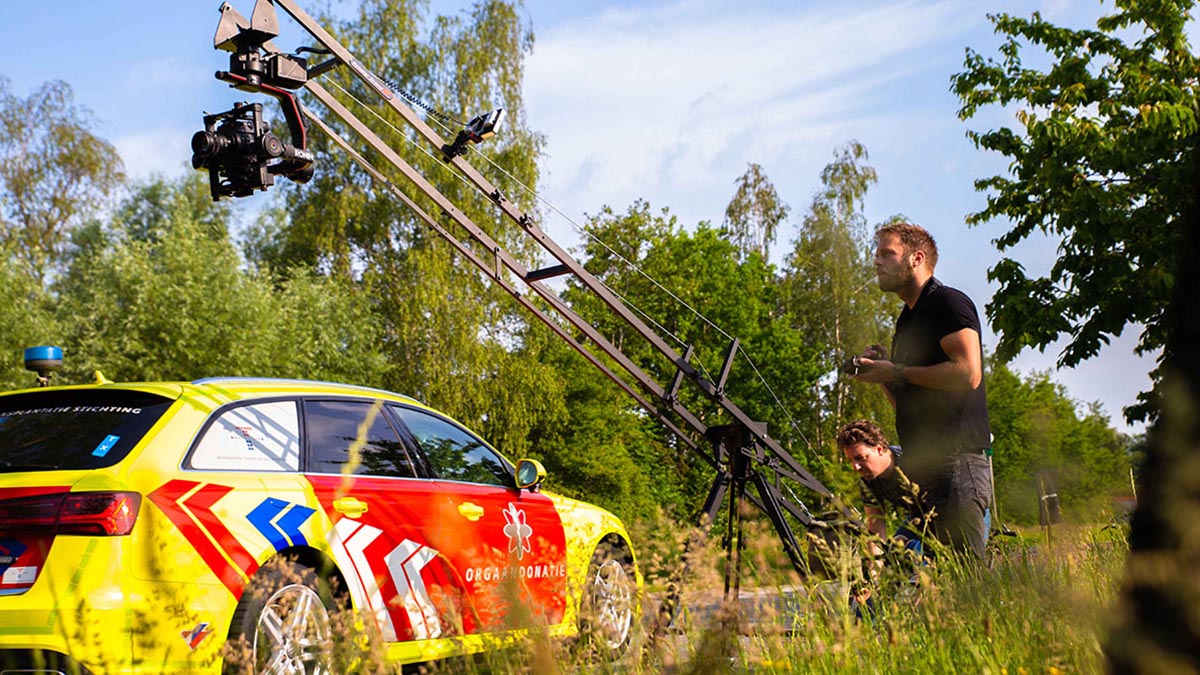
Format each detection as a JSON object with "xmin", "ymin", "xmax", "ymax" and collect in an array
[{"xmin": 515, "ymin": 458, "xmax": 546, "ymax": 492}]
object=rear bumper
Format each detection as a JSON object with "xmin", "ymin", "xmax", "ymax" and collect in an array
[
  {"xmin": 0, "ymin": 537, "xmax": 134, "ymax": 672},
  {"xmin": 0, "ymin": 605, "xmax": 133, "ymax": 672}
]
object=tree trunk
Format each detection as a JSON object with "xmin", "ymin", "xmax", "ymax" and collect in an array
[{"xmin": 1105, "ymin": 132, "xmax": 1200, "ymax": 674}]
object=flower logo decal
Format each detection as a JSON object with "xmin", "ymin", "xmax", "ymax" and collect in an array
[{"xmin": 502, "ymin": 503, "xmax": 533, "ymax": 560}]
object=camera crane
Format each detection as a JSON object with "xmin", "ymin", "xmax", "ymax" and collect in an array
[{"xmin": 194, "ymin": 0, "xmax": 863, "ymax": 635}]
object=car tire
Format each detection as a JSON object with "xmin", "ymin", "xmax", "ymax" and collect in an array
[
  {"xmin": 579, "ymin": 541, "xmax": 636, "ymax": 660},
  {"xmin": 223, "ymin": 559, "xmax": 335, "ymax": 675}
]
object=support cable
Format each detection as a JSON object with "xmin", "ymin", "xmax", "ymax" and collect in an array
[
  {"xmin": 321, "ymin": 80, "xmax": 705, "ymax": 374},
  {"xmin": 323, "ymin": 80, "xmax": 480, "ymax": 193},
  {"xmin": 321, "ymin": 75, "xmax": 815, "ymax": 456}
]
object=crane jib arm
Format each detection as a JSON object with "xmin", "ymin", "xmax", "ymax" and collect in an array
[{"xmin": 199, "ymin": 0, "xmax": 861, "ymax": 585}]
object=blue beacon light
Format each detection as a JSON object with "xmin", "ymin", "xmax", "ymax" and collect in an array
[{"xmin": 24, "ymin": 345, "xmax": 63, "ymax": 387}]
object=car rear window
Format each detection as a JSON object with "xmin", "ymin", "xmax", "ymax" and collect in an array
[{"xmin": 0, "ymin": 389, "xmax": 175, "ymax": 472}]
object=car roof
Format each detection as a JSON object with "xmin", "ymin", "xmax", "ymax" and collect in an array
[
  {"xmin": 184, "ymin": 378, "xmax": 428, "ymax": 413},
  {"xmin": 190, "ymin": 377, "xmax": 419, "ymax": 402},
  {"xmin": 1, "ymin": 378, "xmax": 424, "ymax": 409}
]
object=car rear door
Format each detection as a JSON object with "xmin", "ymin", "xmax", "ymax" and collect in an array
[
  {"xmin": 301, "ymin": 398, "xmax": 467, "ymax": 641},
  {"xmin": 387, "ymin": 404, "xmax": 568, "ymax": 633}
]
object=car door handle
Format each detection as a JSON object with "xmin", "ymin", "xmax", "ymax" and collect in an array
[
  {"xmin": 457, "ymin": 502, "xmax": 485, "ymax": 522},
  {"xmin": 333, "ymin": 497, "xmax": 369, "ymax": 517}
]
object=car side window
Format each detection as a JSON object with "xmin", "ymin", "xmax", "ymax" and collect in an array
[
  {"xmin": 190, "ymin": 400, "xmax": 301, "ymax": 471},
  {"xmin": 305, "ymin": 399, "xmax": 416, "ymax": 478},
  {"xmin": 390, "ymin": 406, "xmax": 510, "ymax": 487}
]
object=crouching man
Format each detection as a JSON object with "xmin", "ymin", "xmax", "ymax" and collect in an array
[{"xmin": 836, "ymin": 419, "xmax": 930, "ymax": 560}]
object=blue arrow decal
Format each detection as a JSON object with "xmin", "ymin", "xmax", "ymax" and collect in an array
[
  {"xmin": 247, "ymin": 498, "xmax": 289, "ymax": 550},
  {"xmin": 274, "ymin": 505, "xmax": 315, "ymax": 547}
]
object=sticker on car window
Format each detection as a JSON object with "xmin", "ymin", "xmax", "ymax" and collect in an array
[
  {"xmin": 92, "ymin": 434, "xmax": 120, "ymax": 457},
  {"xmin": 190, "ymin": 401, "xmax": 300, "ymax": 471}
]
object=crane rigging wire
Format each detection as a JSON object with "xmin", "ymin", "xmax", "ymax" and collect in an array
[
  {"xmin": 317, "ymin": 81, "xmax": 703, "ymax": 364},
  {"xmin": 317, "ymin": 76, "xmax": 816, "ymax": 457}
]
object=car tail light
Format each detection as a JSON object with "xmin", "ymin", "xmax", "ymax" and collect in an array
[{"xmin": 0, "ymin": 491, "xmax": 142, "ymax": 536}]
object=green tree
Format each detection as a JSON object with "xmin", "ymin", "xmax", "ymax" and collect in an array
[
  {"xmin": 985, "ymin": 358, "xmax": 1131, "ymax": 525},
  {"xmin": 951, "ymin": 2, "xmax": 1198, "ymax": 423},
  {"xmin": 0, "ymin": 246, "xmax": 59, "ymax": 389},
  {"xmin": 562, "ymin": 201, "xmax": 828, "ymax": 518},
  {"xmin": 54, "ymin": 175, "xmax": 387, "ymax": 385},
  {"xmin": 781, "ymin": 141, "xmax": 897, "ymax": 452},
  {"xmin": 952, "ymin": 4, "xmax": 1200, "ymax": 669},
  {"xmin": 1109, "ymin": 133, "xmax": 1200, "ymax": 675},
  {"xmin": 721, "ymin": 162, "xmax": 789, "ymax": 260},
  {"xmin": 0, "ymin": 77, "xmax": 125, "ymax": 282}
]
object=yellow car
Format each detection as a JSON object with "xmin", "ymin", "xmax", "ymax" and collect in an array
[{"xmin": 0, "ymin": 376, "xmax": 640, "ymax": 674}]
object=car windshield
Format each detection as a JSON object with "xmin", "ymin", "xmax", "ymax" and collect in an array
[{"xmin": 0, "ymin": 389, "xmax": 176, "ymax": 472}]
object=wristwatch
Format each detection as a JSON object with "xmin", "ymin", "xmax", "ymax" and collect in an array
[{"xmin": 892, "ymin": 363, "xmax": 907, "ymax": 386}]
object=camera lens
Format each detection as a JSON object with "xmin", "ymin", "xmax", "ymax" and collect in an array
[{"xmin": 191, "ymin": 130, "xmax": 226, "ymax": 159}]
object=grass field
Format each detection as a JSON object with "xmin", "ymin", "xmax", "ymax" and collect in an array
[
  {"xmin": 19, "ymin": 515, "xmax": 1133, "ymax": 673},
  {"xmin": 380, "ymin": 519, "xmax": 1129, "ymax": 675}
]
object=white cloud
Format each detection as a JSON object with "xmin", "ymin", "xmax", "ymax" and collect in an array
[
  {"xmin": 114, "ymin": 128, "xmax": 194, "ymax": 179},
  {"xmin": 524, "ymin": 0, "xmax": 981, "ymax": 228},
  {"xmin": 514, "ymin": 0, "xmax": 1161, "ymax": 435}
]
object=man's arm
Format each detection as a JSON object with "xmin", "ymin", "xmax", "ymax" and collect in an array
[
  {"xmin": 865, "ymin": 505, "xmax": 887, "ymax": 540},
  {"xmin": 861, "ymin": 505, "xmax": 887, "ymax": 561},
  {"xmin": 904, "ymin": 327, "xmax": 983, "ymax": 390},
  {"xmin": 854, "ymin": 327, "xmax": 983, "ymax": 391}
]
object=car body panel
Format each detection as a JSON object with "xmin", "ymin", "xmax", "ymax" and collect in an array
[
  {"xmin": 0, "ymin": 379, "xmax": 640, "ymax": 673},
  {"xmin": 427, "ymin": 478, "xmax": 568, "ymax": 629}
]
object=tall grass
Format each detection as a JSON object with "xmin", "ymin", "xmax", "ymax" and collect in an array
[
  {"xmin": 358, "ymin": 518, "xmax": 1128, "ymax": 675},
  {"xmin": 741, "ymin": 528, "xmax": 1126, "ymax": 674},
  {"xmin": 17, "ymin": 506, "xmax": 1104, "ymax": 675},
  {"xmin": 25, "ymin": 517, "xmax": 1126, "ymax": 673}
]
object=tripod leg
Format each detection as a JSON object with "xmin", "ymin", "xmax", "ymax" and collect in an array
[
  {"xmin": 724, "ymin": 470, "xmax": 744, "ymax": 600},
  {"xmin": 649, "ymin": 471, "xmax": 730, "ymax": 643}
]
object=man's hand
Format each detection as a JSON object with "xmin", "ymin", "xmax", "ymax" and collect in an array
[
  {"xmin": 848, "ymin": 344, "xmax": 898, "ymax": 406},
  {"xmin": 861, "ymin": 344, "xmax": 888, "ymax": 360},
  {"xmin": 852, "ymin": 357, "xmax": 896, "ymax": 384}
]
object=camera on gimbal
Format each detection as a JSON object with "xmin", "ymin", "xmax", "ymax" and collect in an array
[
  {"xmin": 192, "ymin": 0, "xmax": 318, "ymax": 200},
  {"xmin": 192, "ymin": 102, "xmax": 313, "ymax": 199}
]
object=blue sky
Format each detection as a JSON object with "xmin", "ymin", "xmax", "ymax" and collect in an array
[{"xmin": 2, "ymin": 0, "xmax": 1184, "ymax": 435}]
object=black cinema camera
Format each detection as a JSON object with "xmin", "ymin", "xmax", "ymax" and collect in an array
[
  {"xmin": 192, "ymin": 102, "xmax": 314, "ymax": 199},
  {"xmin": 192, "ymin": 0, "xmax": 318, "ymax": 200}
]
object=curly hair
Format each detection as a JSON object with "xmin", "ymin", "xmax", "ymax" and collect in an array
[
  {"xmin": 835, "ymin": 419, "xmax": 889, "ymax": 450},
  {"xmin": 875, "ymin": 222, "xmax": 939, "ymax": 271}
]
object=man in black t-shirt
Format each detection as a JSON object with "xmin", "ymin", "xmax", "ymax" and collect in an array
[{"xmin": 851, "ymin": 222, "xmax": 992, "ymax": 559}]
